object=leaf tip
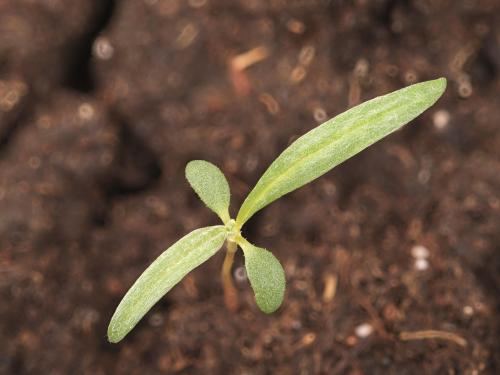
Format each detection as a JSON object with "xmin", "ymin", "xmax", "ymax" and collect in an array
[
  {"xmin": 241, "ymin": 242, "xmax": 286, "ymax": 314},
  {"xmin": 185, "ymin": 159, "xmax": 200, "ymax": 179},
  {"xmin": 184, "ymin": 159, "xmax": 231, "ymax": 223},
  {"xmin": 256, "ymin": 297, "xmax": 283, "ymax": 314},
  {"xmin": 433, "ymin": 77, "xmax": 447, "ymax": 95},
  {"xmin": 107, "ymin": 322, "xmax": 122, "ymax": 344}
]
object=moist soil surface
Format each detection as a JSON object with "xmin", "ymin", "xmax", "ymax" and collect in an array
[{"xmin": 1, "ymin": 1, "xmax": 499, "ymax": 374}]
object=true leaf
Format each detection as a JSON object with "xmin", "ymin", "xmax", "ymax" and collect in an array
[
  {"xmin": 107, "ymin": 225, "xmax": 227, "ymax": 343},
  {"xmin": 236, "ymin": 78, "xmax": 447, "ymax": 226},
  {"xmin": 239, "ymin": 239, "xmax": 285, "ymax": 313},
  {"xmin": 186, "ymin": 160, "xmax": 231, "ymax": 223}
]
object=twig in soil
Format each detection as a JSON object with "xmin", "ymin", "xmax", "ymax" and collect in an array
[
  {"xmin": 399, "ymin": 329, "xmax": 468, "ymax": 347},
  {"xmin": 230, "ymin": 46, "xmax": 270, "ymax": 72},
  {"xmin": 450, "ymin": 42, "xmax": 478, "ymax": 98},
  {"xmin": 289, "ymin": 45, "xmax": 316, "ymax": 84},
  {"xmin": 229, "ymin": 46, "xmax": 270, "ymax": 96},
  {"xmin": 322, "ymin": 273, "xmax": 337, "ymax": 303},
  {"xmin": 292, "ymin": 332, "xmax": 317, "ymax": 353},
  {"xmin": 258, "ymin": 93, "xmax": 280, "ymax": 115},
  {"xmin": 348, "ymin": 59, "xmax": 369, "ymax": 106}
]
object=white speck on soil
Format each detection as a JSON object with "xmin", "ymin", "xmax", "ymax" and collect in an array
[
  {"xmin": 78, "ymin": 103, "xmax": 95, "ymax": 120},
  {"xmin": 463, "ymin": 305, "xmax": 474, "ymax": 316},
  {"xmin": 433, "ymin": 109, "xmax": 450, "ymax": 130},
  {"xmin": 93, "ymin": 37, "xmax": 114, "ymax": 60},
  {"xmin": 411, "ymin": 245, "xmax": 430, "ymax": 259},
  {"xmin": 234, "ymin": 266, "xmax": 247, "ymax": 282},
  {"xmin": 355, "ymin": 323, "xmax": 374, "ymax": 338},
  {"xmin": 414, "ymin": 258, "xmax": 429, "ymax": 271}
]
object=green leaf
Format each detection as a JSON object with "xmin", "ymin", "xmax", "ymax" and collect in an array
[
  {"xmin": 239, "ymin": 239, "xmax": 285, "ymax": 313},
  {"xmin": 236, "ymin": 78, "xmax": 447, "ymax": 226},
  {"xmin": 108, "ymin": 225, "xmax": 227, "ymax": 343},
  {"xmin": 186, "ymin": 160, "xmax": 231, "ymax": 223}
]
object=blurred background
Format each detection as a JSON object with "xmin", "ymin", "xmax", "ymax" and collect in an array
[{"xmin": 1, "ymin": 0, "xmax": 499, "ymax": 374}]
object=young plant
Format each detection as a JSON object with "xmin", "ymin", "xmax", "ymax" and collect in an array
[{"xmin": 107, "ymin": 78, "xmax": 446, "ymax": 343}]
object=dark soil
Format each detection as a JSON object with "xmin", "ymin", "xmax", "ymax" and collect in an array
[{"xmin": 1, "ymin": 1, "xmax": 499, "ymax": 374}]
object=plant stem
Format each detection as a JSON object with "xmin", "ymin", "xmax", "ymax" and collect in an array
[{"xmin": 221, "ymin": 240, "xmax": 238, "ymax": 312}]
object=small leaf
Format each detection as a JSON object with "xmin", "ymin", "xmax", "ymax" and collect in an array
[
  {"xmin": 239, "ymin": 239, "xmax": 285, "ymax": 313},
  {"xmin": 108, "ymin": 226, "xmax": 227, "ymax": 343},
  {"xmin": 236, "ymin": 78, "xmax": 447, "ymax": 225},
  {"xmin": 186, "ymin": 160, "xmax": 231, "ymax": 223}
]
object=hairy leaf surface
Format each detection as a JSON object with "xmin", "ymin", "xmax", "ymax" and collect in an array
[
  {"xmin": 108, "ymin": 226, "xmax": 227, "ymax": 343},
  {"xmin": 236, "ymin": 78, "xmax": 446, "ymax": 225},
  {"xmin": 239, "ymin": 239, "xmax": 285, "ymax": 313},
  {"xmin": 186, "ymin": 160, "xmax": 231, "ymax": 223}
]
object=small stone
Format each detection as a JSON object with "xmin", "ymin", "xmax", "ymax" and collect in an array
[
  {"xmin": 93, "ymin": 37, "xmax": 114, "ymax": 60},
  {"xmin": 463, "ymin": 305, "xmax": 474, "ymax": 316},
  {"xmin": 414, "ymin": 258, "xmax": 429, "ymax": 271},
  {"xmin": 411, "ymin": 245, "xmax": 430, "ymax": 259},
  {"xmin": 345, "ymin": 335, "xmax": 358, "ymax": 346},
  {"xmin": 301, "ymin": 332, "xmax": 316, "ymax": 346},
  {"xmin": 78, "ymin": 103, "xmax": 95, "ymax": 120},
  {"xmin": 234, "ymin": 266, "xmax": 247, "ymax": 282},
  {"xmin": 286, "ymin": 18, "xmax": 306, "ymax": 34},
  {"xmin": 355, "ymin": 323, "xmax": 373, "ymax": 338},
  {"xmin": 433, "ymin": 109, "xmax": 450, "ymax": 130},
  {"xmin": 313, "ymin": 107, "xmax": 327, "ymax": 123}
]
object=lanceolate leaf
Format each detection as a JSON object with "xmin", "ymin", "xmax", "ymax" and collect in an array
[
  {"xmin": 186, "ymin": 160, "xmax": 231, "ymax": 223},
  {"xmin": 239, "ymin": 239, "xmax": 285, "ymax": 313},
  {"xmin": 236, "ymin": 78, "xmax": 447, "ymax": 226},
  {"xmin": 108, "ymin": 226, "xmax": 227, "ymax": 343}
]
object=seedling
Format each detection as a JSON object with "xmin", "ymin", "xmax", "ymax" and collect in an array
[{"xmin": 108, "ymin": 78, "xmax": 446, "ymax": 343}]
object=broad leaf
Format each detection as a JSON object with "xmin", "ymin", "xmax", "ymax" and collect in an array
[
  {"xmin": 108, "ymin": 226, "xmax": 227, "ymax": 343},
  {"xmin": 239, "ymin": 239, "xmax": 285, "ymax": 313},
  {"xmin": 186, "ymin": 160, "xmax": 231, "ymax": 223},
  {"xmin": 236, "ymin": 78, "xmax": 447, "ymax": 225}
]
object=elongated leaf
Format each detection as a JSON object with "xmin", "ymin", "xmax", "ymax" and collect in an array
[
  {"xmin": 239, "ymin": 239, "xmax": 285, "ymax": 313},
  {"xmin": 236, "ymin": 78, "xmax": 446, "ymax": 225},
  {"xmin": 108, "ymin": 226, "xmax": 227, "ymax": 343},
  {"xmin": 186, "ymin": 160, "xmax": 231, "ymax": 223}
]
